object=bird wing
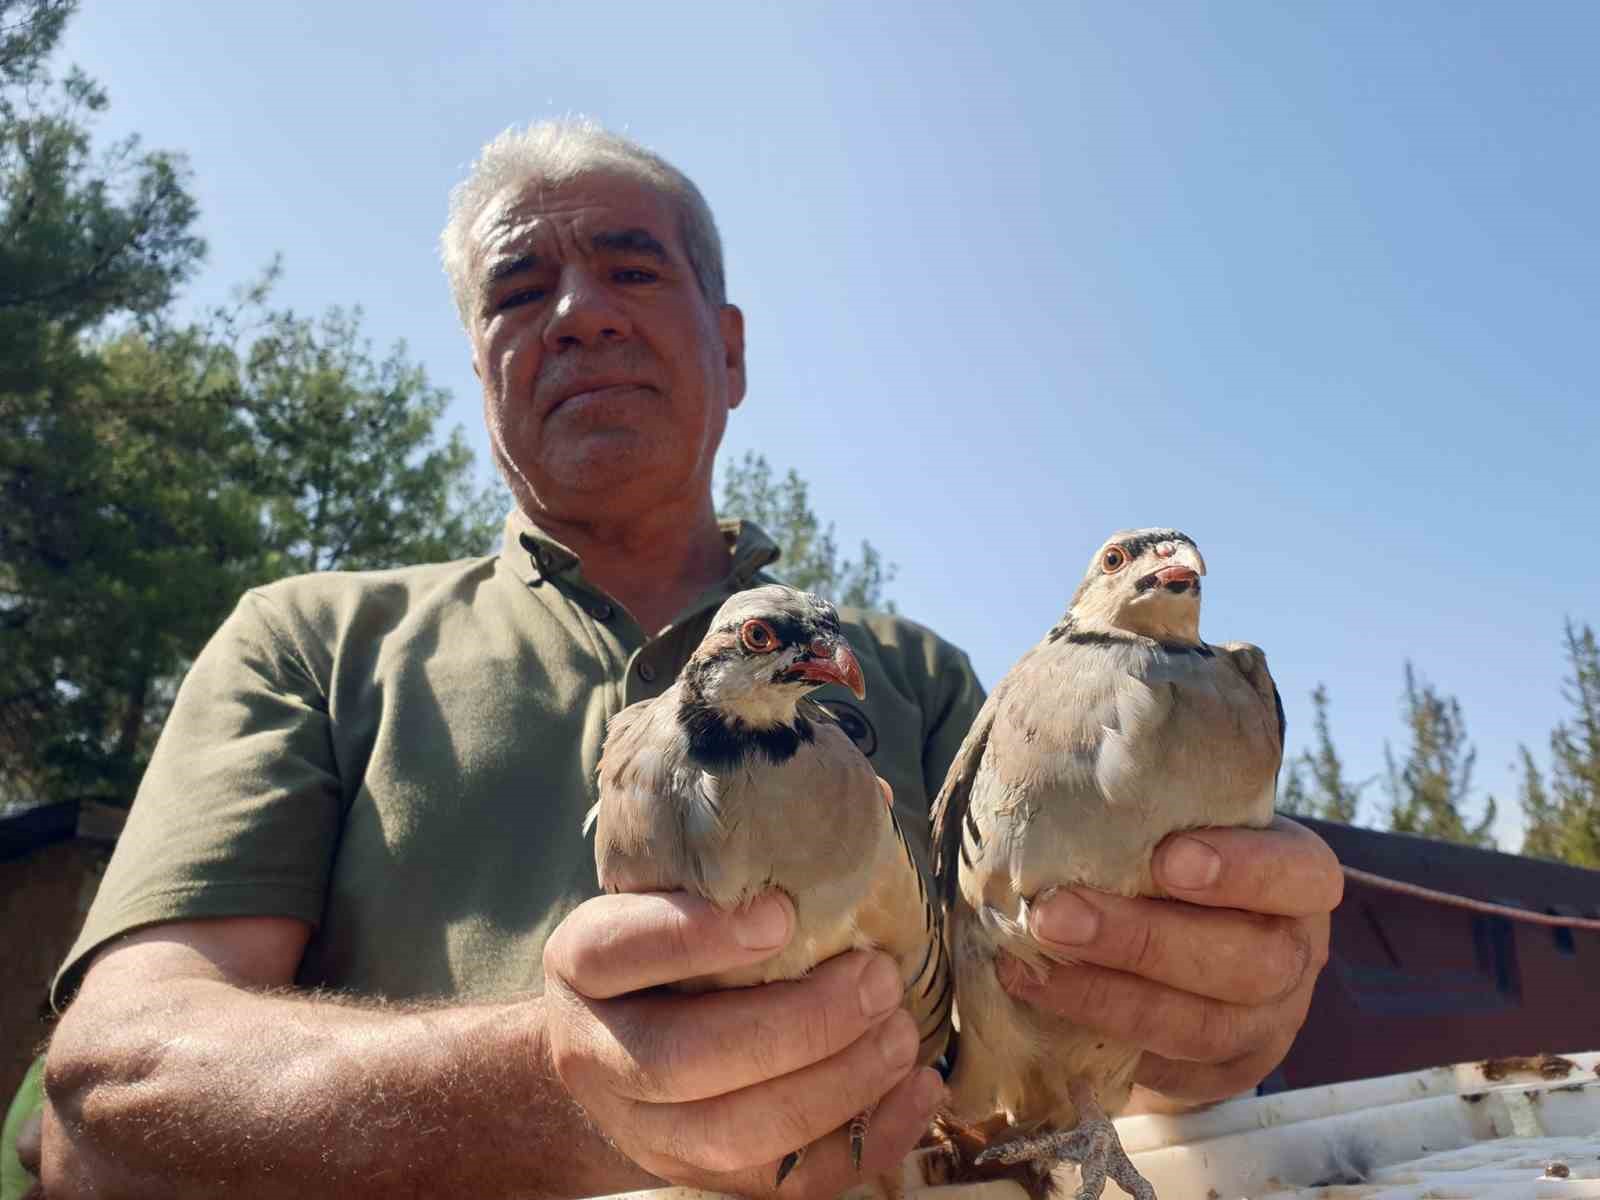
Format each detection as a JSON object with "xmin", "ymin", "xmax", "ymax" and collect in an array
[
  {"xmin": 971, "ymin": 642, "xmax": 1181, "ymax": 938},
  {"xmin": 1216, "ymin": 640, "xmax": 1286, "ymax": 750},
  {"xmin": 930, "ymin": 675, "xmax": 1004, "ymax": 909},
  {"xmin": 592, "ymin": 688, "xmax": 718, "ymax": 896},
  {"xmin": 854, "ymin": 773, "xmax": 954, "ymax": 1065},
  {"xmin": 933, "ymin": 638, "xmax": 1167, "ymax": 1124},
  {"xmin": 941, "ymin": 634, "xmax": 1284, "ymax": 1131}
]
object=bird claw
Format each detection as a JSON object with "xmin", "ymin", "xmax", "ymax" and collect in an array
[
  {"xmin": 849, "ymin": 1110, "xmax": 870, "ymax": 1172},
  {"xmin": 777, "ymin": 1106, "xmax": 872, "ymax": 1188},
  {"xmin": 775, "ymin": 1147, "xmax": 804, "ymax": 1188},
  {"xmin": 974, "ymin": 1117, "xmax": 1154, "ymax": 1200}
]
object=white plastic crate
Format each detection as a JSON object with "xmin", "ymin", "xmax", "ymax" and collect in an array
[
  {"xmin": 1114, "ymin": 1050, "xmax": 1599, "ymax": 1198},
  {"xmin": 592, "ymin": 1051, "xmax": 1599, "ymax": 1200}
]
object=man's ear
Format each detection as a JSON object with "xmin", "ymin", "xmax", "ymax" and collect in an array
[{"xmin": 719, "ymin": 304, "xmax": 746, "ymax": 410}]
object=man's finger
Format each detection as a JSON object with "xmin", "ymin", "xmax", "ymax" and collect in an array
[
  {"xmin": 759, "ymin": 1066, "xmax": 945, "ymax": 1199},
  {"xmin": 630, "ymin": 1010, "xmax": 925, "ymax": 1176},
  {"xmin": 999, "ymin": 956, "xmax": 1277, "ymax": 1067},
  {"xmin": 578, "ymin": 950, "xmax": 909, "ymax": 1103},
  {"xmin": 545, "ymin": 890, "xmax": 793, "ymax": 1000},
  {"xmin": 1028, "ymin": 890, "xmax": 1316, "ymax": 1006},
  {"xmin": 655, "ymin": 1065, "xmax": 943, "ymax": 1200},
  {"xmin": 1134, "ymin": 1028, "xmax": 1299, "ymax": 1106},
  {"xmin": 1151, "ymin": 815, "xmax": 1343, "ymax": 917}
]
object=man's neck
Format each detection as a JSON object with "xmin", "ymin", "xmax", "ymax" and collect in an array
[{"xmin": 525, "ymin": 494, "xmax": 732, "ymax": 636}]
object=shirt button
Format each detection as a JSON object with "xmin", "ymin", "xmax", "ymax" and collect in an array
[
  {"xmin": 636, "ymin": 660, "xmax": 657, "ymax": 683},
  {"xmin": 591, "ymin": 602, "xmax": 613, "ymax": 621}
]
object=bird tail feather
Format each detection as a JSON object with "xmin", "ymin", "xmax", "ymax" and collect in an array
[{"xmin": 978, "ymin": 898, "xmax": 1051, "ymax": 981}]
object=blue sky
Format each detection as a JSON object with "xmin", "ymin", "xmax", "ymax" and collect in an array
[{"xmin": 60, "ymin": 2, "xmax": 1599, "ymax": 849}]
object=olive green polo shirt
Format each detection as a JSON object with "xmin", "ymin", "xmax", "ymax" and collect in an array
[{"xmin": 55, "ymin": 513, "xmax": 986, "ymax": 1007}]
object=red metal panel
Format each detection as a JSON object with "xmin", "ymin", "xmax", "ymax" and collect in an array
[{"xmin": 1267, "ymin": 818, "xmax": 1600, "ymax": 1091}]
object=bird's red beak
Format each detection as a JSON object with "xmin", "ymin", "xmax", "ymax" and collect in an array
[
  {"xmin": 784, "ymin": 638, "xmax": 866, "ymax": 700},
  {"xmin": 1154, "ymin": 565, "xmax": 1200, "ymax": 588}
]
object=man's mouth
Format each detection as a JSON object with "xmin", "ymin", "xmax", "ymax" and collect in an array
[{"xmin": 547, "ymin": 380, "xmax": 653, "ymax": 417}]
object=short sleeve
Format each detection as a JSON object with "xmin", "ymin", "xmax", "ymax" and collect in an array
[{"xmin": 52, "ymin": 589, "xmax": 344, "ymax": 1008}]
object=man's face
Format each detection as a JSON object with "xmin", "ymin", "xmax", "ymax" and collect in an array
[{"xmin": 467, "ymin": 171, "xmax": 745, "ymax": 521}]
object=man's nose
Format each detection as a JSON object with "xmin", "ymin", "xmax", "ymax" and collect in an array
[{"xmin": 543, "ymin": 267, "xmax": 631, "ymax": 350}]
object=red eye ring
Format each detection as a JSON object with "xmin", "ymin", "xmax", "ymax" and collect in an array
[
  {"xmin": 740, "ymin": 619, "xmax": 779, "ymax": 652},
  {"xmin": 1101, "ymin": 546, "xmax": 1129, "ymax": 573}
]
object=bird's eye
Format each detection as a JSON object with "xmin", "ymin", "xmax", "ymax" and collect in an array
[
  {"xmin": 740, "ymin": 619, "xmax": 779, "ymax": 652},
  {"xmin": 1101, "ymin": 547, "xmax": 1128, "ymax": 573}
]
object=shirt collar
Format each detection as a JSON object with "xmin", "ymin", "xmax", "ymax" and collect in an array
[{"xmin": 500, "ymin": 509, "xmax": 781, "ymax": 594}]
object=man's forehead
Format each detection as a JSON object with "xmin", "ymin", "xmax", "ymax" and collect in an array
[{"xmin": 469, "ymin": 173, "xmax": 681, "ymax": 262}]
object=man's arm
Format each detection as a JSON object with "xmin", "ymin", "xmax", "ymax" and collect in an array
[
  {"xmin": 43, "ymin": 915, "xmax": 646, "ymax": 1200},
  {"xmin": 44, "ymin": 894, "xmax": 942, "ymax": 1200},
  {"xmin": 1002, "ymin": 815, "xmax": 1342, "ymax": 1110}
]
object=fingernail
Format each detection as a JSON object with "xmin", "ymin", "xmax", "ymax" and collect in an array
[
  {"xmin": 878, "ymin": 1012, "xmax": 919, "ymax": 1070},
  {"xmin": 1162, "ymin": 835, "xmax": 1222, "ymax": 890},
  {"xmin": 734, "ymin": 894, "xmax": 792, "ymax": 950},
  {"xmin": 859, "ymin": 954, "xmax": 903, "ymax": 1017},
  {"xmin": 1034, "ymin": 891, "xmax": 1099, "ymax": 947}
]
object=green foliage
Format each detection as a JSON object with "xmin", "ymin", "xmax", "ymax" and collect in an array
[
  {"xmin": 718, "ymin": 451, "xmax": 895, "ymax": 610},
  {"xmin": 0, "ymin": 3, "xmax": 503, "ymax": 809},
  {"xmin": 2, "ymin": 304, "xmax": 503, "ymax": 809},
  {"xmin": 0, "ymin": 0, "xmax": 202, "ymax": 345},
  {"xmin": 1, "ymin": 0, "xmax": 207, "ymax": 808},
  {"xmin": 1383, "ymin": 662, "xmax": 1496, "ymax": 848},
  {"xmin": 240, "ymin": 307, "xmax": 503, "ymax": 576},
  {"xmin": 1519, "ymin": 621, "xmax": 1600, "ymax": 868},
  {"xmin": 2, "ymin": 323, "xmax": 261, "ymax": 806},
  {"xmin": 1278, "ymin": 684, "xmax": 1365, "ymax": 823},
  {"xmin": 1278, "ymin": 756, "xmax": 1310, "ymax": 816}
]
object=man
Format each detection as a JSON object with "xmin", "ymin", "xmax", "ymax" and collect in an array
[{"xmin": 32, "ymin": 121, "xmax": 1341, "ymax": 1200}]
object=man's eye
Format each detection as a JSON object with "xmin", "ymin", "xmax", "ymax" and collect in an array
[
  {"xmin": 495, "ymin": 288, "xmax": 545, "ymax": 311},
  {"xmin": 613, "ymin": 268, "xmax": 658, "ymax": 284}
]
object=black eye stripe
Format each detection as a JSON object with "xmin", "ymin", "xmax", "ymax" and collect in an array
[{"xmin": 1116, "ymin": 530, "xmax": 1196, "ymax": 558}]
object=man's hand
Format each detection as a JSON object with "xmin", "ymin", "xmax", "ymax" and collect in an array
[
  {"xmin": 1000, "ymin": 815, "xmax": 1341, "ymax": 1108},
  {"xmin": 543, "ymin": 889, "xmax": 945, "ymax": 1199}
]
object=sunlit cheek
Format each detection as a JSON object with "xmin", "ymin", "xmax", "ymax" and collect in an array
[{"xmin": 484, "ymin": 329, "xmax": 539, "ymax": 410}]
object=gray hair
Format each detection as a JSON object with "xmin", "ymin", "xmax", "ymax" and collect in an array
[{"xmin": 440, "ymin": 118, "xmax": 726, "ymax": 328}]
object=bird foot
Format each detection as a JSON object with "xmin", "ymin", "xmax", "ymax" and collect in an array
[
  {"xmin": 975, "ymin": 1117, "xmax": 1154, "ymax": 1200},
  {"xmin": 775, "ymin": 1146, "xmax": 805, "ymax": 1188},
  {"xmin": 849, "ymin": 1109, "xmax": 870, "ymax": 1171},
  {"xmin": 776, "ymin": 1105, "xmax": 873, "ymax": 1188}
]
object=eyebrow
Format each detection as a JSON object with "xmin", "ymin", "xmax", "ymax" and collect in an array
[
  {"xmin": 591, "ymin": 228, "xmax": 670, "ymax": 261},
  {"xmin": 479, "ymin": 228, "xmax": 673, "ymax": 302},
  {"xmin": 484, "ymin": 253, "xmax": 539, "ymax": 287}
]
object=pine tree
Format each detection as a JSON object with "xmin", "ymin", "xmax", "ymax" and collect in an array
[
  {"xmin": 1278, "ymin": 756, "xmax": 1311, "ymax": 816},
  {"xmin": 1517, "ymin": 746, "xmax": 1563, "ymax": 861},
  {"xmin": 718, "ymin": 451, "xmax": 895, "ymax": 610},
  {"xmin": 1519, "ymin": 622, "xmax": 1600, "ymax": 868},
  {"xmin": 1281, "ymin": 684, "xmax": 1365, "ymax": 823},
  {"xmin": 1383, "ymin": 663, "xmax": 1496, "ymax": 847},
  {"xmin": 2, "ymin": 302, "xmax": 502, "ymax": 812},
  {"xmin": 240, "ymin": 306, "xmax": 504, "ymax": 576},
  {"xmin": 2, "ymin": 0, "xmax": 205, "ymax": 809},
  {"xmin": 0, "ymin": 5, "xmax": 502, "ymax": 812}
]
